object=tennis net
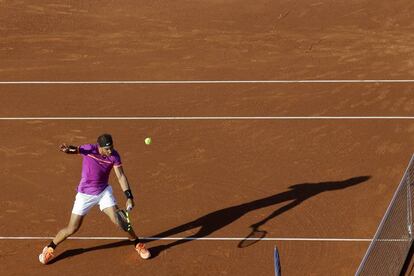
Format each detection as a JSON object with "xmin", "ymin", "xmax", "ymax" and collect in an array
[{"xmin": 356, "ymin": 154, "xmax": 414, "ymax": 275}]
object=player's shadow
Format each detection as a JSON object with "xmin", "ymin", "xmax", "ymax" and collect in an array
[
  {"xmin": 48, "ymin": 240, "xmax": 131, "ymax": 264},
  {"xmin": 48, "ymin": 176, "xmax": 370, "ymax": 262},
  {"xmin": 148, "ymin": 175, "xmax": 371, "ymax": 257}
]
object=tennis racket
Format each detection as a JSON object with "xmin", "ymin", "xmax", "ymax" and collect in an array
[
  {"xmin": 238, "ymin": 227, "xmax": 267, "ymax": 248},
  {"xmin": 116, "ymin": 209, "xmax": 132, "ymax": 232}
]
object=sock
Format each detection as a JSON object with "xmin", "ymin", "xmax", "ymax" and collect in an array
[
  {"xmin": 48, "ymin": 241, "xmax": 57, "ymax": 250},
  {"xmin": 133, "ymin": 238, "xmax": 140, "ymax": 246}
]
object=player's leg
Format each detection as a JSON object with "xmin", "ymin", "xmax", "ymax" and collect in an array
[
  {"xmin": 101, "ymin": 206, "xmax": 150, "ymax": 259},
  {"xmin": 39, "ymin": 192, "xmax": 97, "ymax": 264},
  {"xmin": 39, "ymin": 213, "xmax": 84, "ymax": 264},
  {"xmin": 99, "ymin": 186, "xmax": 151, "ymax": 259},
  {"xmin": 102, "ymin": 205, "xmax": 137, "ymax": 239},
  {"xmin": 98, "ymin": 186, "xmax": 135, "ymax": 237},
  {"xmin": 53, "ymin": 213, "xmax": 84, "ymax": 245}
]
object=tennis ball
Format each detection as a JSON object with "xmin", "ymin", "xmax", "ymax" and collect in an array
[{"xmin": 144, "ymin": 137, "xmax": 152, "ymax": 145}]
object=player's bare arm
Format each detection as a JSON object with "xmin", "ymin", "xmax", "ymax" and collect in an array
[{"xmin": 114, "ymin": 165, "xmax": 135, "ymax": 210}]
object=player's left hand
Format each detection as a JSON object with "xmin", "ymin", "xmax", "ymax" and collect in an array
[
  {"xmin": 126, "ymin": 198, "xmax": 134, "ymax": 211},
  {"xmin": 59, "ymin": 143, "xmax": 69, "ymax": 153}
]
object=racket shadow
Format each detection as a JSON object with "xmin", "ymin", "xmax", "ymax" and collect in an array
[
  {"xmin": 238, "ymin": 228, "xmax": 268, "ymax": 248},
  {"xmin": 149, "ymin": 175, "xmax": 371, "ymax": 256},
  {"xmin": 48, "ymin": 240, "xmax": 131, "ymax": 264}
]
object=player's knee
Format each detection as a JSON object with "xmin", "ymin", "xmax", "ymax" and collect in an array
[{"xmin": 114, "ymin": 216, "xmax": 121, "ymax": 226}]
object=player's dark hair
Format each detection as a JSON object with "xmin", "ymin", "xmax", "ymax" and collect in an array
[{"xmin": 97, "ymin": 134, "xmax": 113, "ymax": 147}]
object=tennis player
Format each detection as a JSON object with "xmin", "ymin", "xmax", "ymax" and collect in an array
[{"xmin": 39, "ymin": 134, "xmax": 150, "ymax": 264}]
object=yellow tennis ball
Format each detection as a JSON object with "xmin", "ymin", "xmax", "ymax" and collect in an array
[{"xmin": 144, "ymin": 137, "xmax": 152, "ymax": 145}]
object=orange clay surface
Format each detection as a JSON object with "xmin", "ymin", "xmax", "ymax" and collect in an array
[{"xmin": 1, "ymin": 1, "xmax": 414, "ymax": 275}]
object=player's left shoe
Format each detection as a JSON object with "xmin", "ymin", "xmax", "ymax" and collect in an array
[
  {"xmin": 135, "ymin": 243, "xmax": 151, "ymax": 259},
  {"xmin": 39, "ymin": 246, "xmax": 54, "ymax": 264}
]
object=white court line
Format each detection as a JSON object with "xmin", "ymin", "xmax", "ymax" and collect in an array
[
  {"xmin": 1, "ymin": 80, "xmax": 414, "ymax": 84},
  {"xmin": 2, "ymin": 236, "xmax": 410, "ymax": 242},
  {"xmin": 0, "ymin": 116, "xmax": 414, "ymax": 120},
  {"xmin": 0, "ymin": 236, "xmax": 373, "ymax": 242}
]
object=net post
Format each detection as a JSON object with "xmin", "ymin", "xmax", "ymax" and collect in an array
[{"xmin": 274, "ymin": 246, "xmax": 281, "ymax": 276}]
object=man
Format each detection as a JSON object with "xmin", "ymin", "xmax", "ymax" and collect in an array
[{"xmin": 38, "ymin": 133, "xmax": 150, "ymax": 264}]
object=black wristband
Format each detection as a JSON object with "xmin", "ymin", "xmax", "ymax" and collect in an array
[
  {"xmin": 124, "ymin": 189, "xmax": 133, "ymax": 199},
  {"xmin": 67, "ymin": 145, "xmax": 78, "ymax": 154}
]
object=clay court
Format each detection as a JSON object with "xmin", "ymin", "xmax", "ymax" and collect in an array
[{"xmin": 1, "ymin": 1, "xmax": 414, "ymax": 275}]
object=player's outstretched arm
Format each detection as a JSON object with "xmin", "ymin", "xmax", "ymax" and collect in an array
[
  {"xmin": 59, "ymin": 143, "xmax": 79, "ymax": 154},
  {"xmin": 114, "ymin": 166, "xmax": 135, "ymax": 211}
]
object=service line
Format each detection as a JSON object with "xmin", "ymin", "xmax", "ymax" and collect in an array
[
  {"xmin": 0, "ymin": 116, "xmax": 414, "ymax": 120},
  {"xmin": 1, "ymin": 80, "xmax": 414, "ymax": 84}
]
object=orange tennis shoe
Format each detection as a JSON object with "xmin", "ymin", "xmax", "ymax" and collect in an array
[
  {"xmin": 135, "ymin": 243, "xmax": 151, "ymax": 259},
  {"xmin": 39, "ymin": 246, "xmax": 54, "ymax": 264}
]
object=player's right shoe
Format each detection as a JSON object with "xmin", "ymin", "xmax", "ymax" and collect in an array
[
  {"xmin": 135, "ymin": 243, "xmax": 151, "ymax": 259},
  {"xmin": 39, "ymin": 246, "xmax": 54, "ymax": 264}
]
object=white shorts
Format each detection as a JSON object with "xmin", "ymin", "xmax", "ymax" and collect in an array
[{"xmin": 72, "ymin": 185, "xmax": 117, "ymax": 216}]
